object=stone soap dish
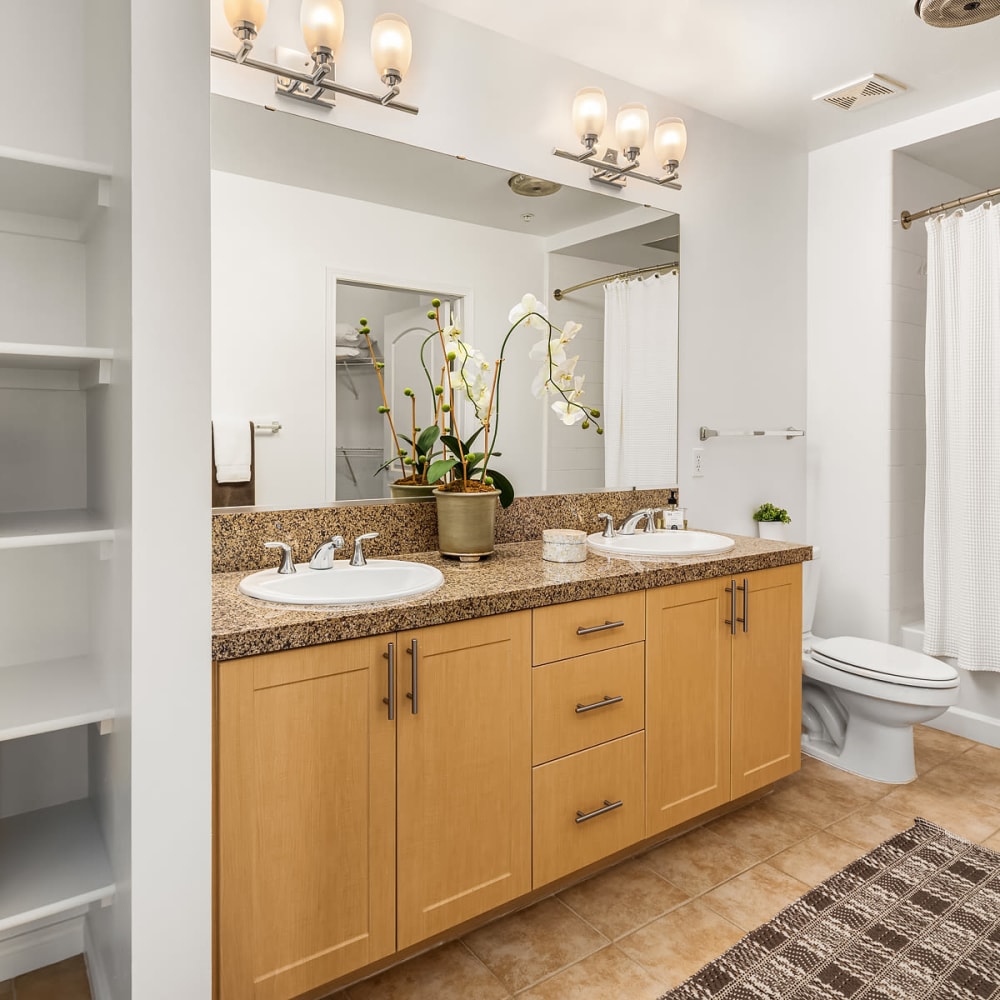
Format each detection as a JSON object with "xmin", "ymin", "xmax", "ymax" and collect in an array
[{"xmin": 542, "ymin": 528, "xmax": 588, "ymax": 563}]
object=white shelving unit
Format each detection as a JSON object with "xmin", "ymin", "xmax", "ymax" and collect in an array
[
  {"xmin": 0, "ymin": 800, "xmax": 114, "ymax": 933},
  {"xmin": 0, "ymin": 341, "xmax": 113, "ymax": 391},
  {"xmin": 0, "ymin": 511, "xmax": 114, "ymax": 550},
  {"xmin": 0, "ymin": 657, "xmax": 113, "ymax": 742},
  {"xmin": 0, "ymin": 145, "xmax": 111, "ymax": 242}
]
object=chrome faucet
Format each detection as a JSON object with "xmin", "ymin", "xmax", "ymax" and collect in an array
[
  {"xmin": 350, "ymin": 532, "xmax": 379, "ymax": 567},
  {"xmin": 309, "ymin": 535, "xmax": 345, "ymax": 570},
  {"xmin": 618, "ymin": 508, "xmax": 657, "ymax": 535},
  {"xmin": 596, "ymin": 513, "xmax": 616, "ymax": 538},
  {"xmin": 264, "ymin": 541, "xmax": 296, "ymax": 574}
]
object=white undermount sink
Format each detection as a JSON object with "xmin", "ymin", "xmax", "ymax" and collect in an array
[
  {"xmin": 587, "ymin": 529, "xmax": 736, "ymax": 558},
  {"xmin": 239, "ymin": 559, "xmax": 445, "ymax": 605}
]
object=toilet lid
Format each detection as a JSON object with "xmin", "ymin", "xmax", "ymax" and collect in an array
[{"xmin": 811, "ymin": 636, "xmax": 959, "ymax": 688}]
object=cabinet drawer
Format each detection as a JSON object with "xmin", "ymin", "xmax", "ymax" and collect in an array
[
  {"xmin": 532, "ymin": 592, "xmax": 644, "ymax": 665},
  {"xmin": 532, "ymin": 643, "xmax": 644, "ymax": 765},
  {"xmin": 532, "ymin": 732, "xmax": 644, "ymax": 888}
]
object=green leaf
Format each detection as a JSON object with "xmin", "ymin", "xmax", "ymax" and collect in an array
[
  {"xmin": 415, "ymin": 424, "xmax": 440, "ymax": 455},
  {"xmin": 487, "ymin": 469, "xmax": 515, "ymax": 508},
  {"xmin": 426, "ymin": 458, "xmax": 458, "ymax": 484}
]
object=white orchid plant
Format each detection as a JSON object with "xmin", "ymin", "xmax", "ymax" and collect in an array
[{"xmin": 359, "ymin": 293, "xmax": 600, "ymax": 508}]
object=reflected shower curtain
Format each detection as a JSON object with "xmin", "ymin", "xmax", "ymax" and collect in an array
[
  {"xmin": 604, "ymin": 272, "xmax": 679, "ymax": 489},
  {"xmin": 924, "ymin": 203, "xmax": 1000, "ymax": 672}
]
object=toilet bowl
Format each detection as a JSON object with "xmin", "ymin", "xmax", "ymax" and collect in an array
[{"xmin": 800, "ymin": 551, "xmax": 959, "ymax": 784}]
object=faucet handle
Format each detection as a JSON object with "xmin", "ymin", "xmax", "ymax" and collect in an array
[
  {"xmin": 350, "ymin": 532, "xmax": 379, "ymax": 567},
  {"xmin": 309, "ymin": 535, "xmax": 345, "ymax": 570},
  {"xmin": 596, "ymin": 513, "xmax": 616, "ymax": 538},
  {"xmin": 264, "ymin": 541, "xmax": 296, "ymax": 575}
]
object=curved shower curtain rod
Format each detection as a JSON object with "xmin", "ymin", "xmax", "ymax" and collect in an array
[
  {"xmin": 553, "ymin": 263, "xmax": 679, "ymax": 301},
  {"xmin": 900, "ymin": 185, "xmax": 1000, "ymax": 230}
]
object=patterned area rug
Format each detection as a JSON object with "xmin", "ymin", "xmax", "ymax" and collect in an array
[{"xmin": 660, "ymin": 818, "xmax": 1000, "ymax": 999}]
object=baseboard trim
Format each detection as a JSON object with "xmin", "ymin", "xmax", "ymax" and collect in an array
[
  {"xmin": 926, "ymin": 706, "xmax": 1000, "ymax": 748},
  {"xmin": 83, "ymin": 917, "xmax": 113, "ymax": 1000},
  {"xmin": 0, "ymin": 912, "xmax": 84, "ymax": 981}
]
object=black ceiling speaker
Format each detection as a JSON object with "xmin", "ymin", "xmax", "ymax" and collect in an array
[{"xmin": 915, "ymin": 0, "xmax": 1000, "ymax": 26}]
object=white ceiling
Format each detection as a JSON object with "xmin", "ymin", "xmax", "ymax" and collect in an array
[{"xmin": 417, "ymin": 0, "xmax": 1000, "ymax": 150}]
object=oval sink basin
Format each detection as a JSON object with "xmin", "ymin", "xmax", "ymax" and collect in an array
[
  {"xmin": 239, "ymin": 559, "xmax": 445, "ymax": 605},
  {"xmin": 587, "ymin": 530, "xmax": 736, "ymax": 558}
]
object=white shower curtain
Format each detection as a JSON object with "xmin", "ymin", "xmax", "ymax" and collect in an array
[
  {"xmin": 603, "ymin": 272, "xmax": 679, "ymax": 489},
  {"xmin": 924, "ymin": 202, "xmax": 1000, "ymax": 672}
]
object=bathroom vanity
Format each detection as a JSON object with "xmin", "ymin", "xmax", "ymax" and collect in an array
[{"xmin": 212, "ymin": 530, "xmax": 807, "ymax": 1000}]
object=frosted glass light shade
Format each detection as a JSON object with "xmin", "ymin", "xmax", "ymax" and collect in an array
[
  {"xmin": 301, "ymin": 0, "xmax": 345, "ymax": 55},
  {"xmin": 615, "ymin": 103, "xmax": 649, "ymax": 155},
  {"xmin": 224, "ymin": 0, "xmax": 269, "ymax": 31},
  {"xmin": 654, "ymin": 117, "xmax": 687, "ymax": 167},
  {"xmin": 572, "ymin": 88, "xmax": 607, "ymax": 143},
  {"xmin": 371, "ymin": 14, "xmax": 413, "ymax": 82}
]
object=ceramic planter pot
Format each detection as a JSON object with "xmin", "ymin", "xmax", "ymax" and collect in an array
[
  {"xmin": 389, "ymin": 481, "xmax": 437, "ymax": 502},
  {"xmin": 757, "ymin": 521, "xmax": 792, "ymax": 541},
  {"xmin": 434, "ymin": 488, "xmax": 500, "ymax": 561}
]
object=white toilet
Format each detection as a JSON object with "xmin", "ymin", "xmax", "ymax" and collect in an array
[{"xmin": 801, "ymin": 549, "xmax": 959, "ymax": 784}]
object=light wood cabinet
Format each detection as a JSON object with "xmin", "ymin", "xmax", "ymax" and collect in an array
[
  {"xmin": 216, "ymin": 637, "xmax": 396, "ymax": 1000},
  {"xmin": 645, "ymin": 563, "xmax": 802, "ymax": 836},
  {"xmin": 395, "ymin": 613, "xmax": 532, "ymax": 948}
]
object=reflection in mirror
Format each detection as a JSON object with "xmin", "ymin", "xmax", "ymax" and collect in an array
[{"xmin": 210, "ymin": 95, "xmax": 679, "ymax": 511}]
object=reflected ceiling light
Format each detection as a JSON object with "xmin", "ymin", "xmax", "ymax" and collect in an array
[
  {"xmin": 212, "ymin": 0, "xmax": 418, "ymax": 116},
  {"xmin": 553, "ymin": 88, "xmax": 685, "ymax": 190}
]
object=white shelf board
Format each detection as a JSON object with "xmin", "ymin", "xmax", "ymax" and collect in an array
[
  {"xmin": 0, "ymin": 342, "xmax": 113, "ymax": 390},
  {"xmin": 0, "ymin": 146, "xmax": 111, "ymax": 241},
  {"xmin": 0, "ymin": 799, "xmax": 115, "ymax": 933},
  {"xmin": 0, "ymin": 511, "xmax": 114, "ymax": 550},
  {"xmin": 0, "ymin": 657, "xmax": 113, "ymax": 742}
]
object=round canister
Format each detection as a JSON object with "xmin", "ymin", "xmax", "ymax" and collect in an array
[{"xmin": 542, "ymin": 528, "xmax": 588, "ymax": 563}]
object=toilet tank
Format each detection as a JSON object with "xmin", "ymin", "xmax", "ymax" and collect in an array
[{"xmin": 802, "ymin": 546, "xmax": 821, "ymax": 637}]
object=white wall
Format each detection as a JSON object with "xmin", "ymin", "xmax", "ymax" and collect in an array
[
  {"xmin": 807, "ymin": 87, "xmax": 1000, "ymax": 739},
  {"xmin": 212, "ymin": 171, "xmax": 544, "ymax": 507},
  {"xmin": 210, "ymin": 0, "xmax": 808, "ymax": 534}
]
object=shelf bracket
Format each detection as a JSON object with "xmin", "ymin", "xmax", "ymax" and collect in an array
[{"xmin": 99, "ymin": 719, "xmax": 114, "ymax": 736}]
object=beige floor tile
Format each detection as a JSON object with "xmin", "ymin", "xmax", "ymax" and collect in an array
[
  {"xmin": 913, "ymin": 725, "xmax": 977, "ymax": 773},
  {"xmin": 463, "ymin": 898, "xmax": 608, "ymax": 994},
  {"xmin": 346, "ymin": 942, "xmax": 509, "ymax": 1000},
  {"xmin": 557, "ymin": 860, "xmax": 689, "ymax": 940},
  {"xmin": 708, "ymin": 799, "xmax": 819, "ymax": 860},
  {"xmin": 919, "ymin": 756, "xmax": 1000, "ymax": 807},
  {"xmin": 640, "ymin": 826, "xmax": 758, "ymax": 895},
  {"xmin": 827, "ymin": 803, "xmax": 917, "ymax": 850},
  {"xmin": 881, "ymin": 781, "xmax": 1000, "ymax": 842},
  {"xmin": 982, "ymin": 830, "xmax": 1000, "ymax": 851},
  {"xmin": 766, "ymin": 775, "xmax": 874, "ymax": 827},
  {"xmin": 701, "ymin": 863, "xmax": 811, "ymax": 931},
  {"xmin": 514, "ymin": 946, "xmax": 664, "ymax": 1000},
  {"xmin": 769, "ymin": 831, "xmax": 864, "ymax": 885},
  {"xmin": 14, "ymin": 956, "xmax": 91, "ymax": 1000},
  {"xmin": 617, "ymin": 900, "xmax": 744, "ymax": 990},
  {"xmin": 796, "ymin": 754, "xmax": 894, "ymax": 801}
]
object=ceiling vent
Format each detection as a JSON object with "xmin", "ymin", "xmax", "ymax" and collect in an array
[
  {"xmin": 814, "ymin": 74, "xmax": 907, "ymax": 112},
  {"xmin": 915, "ymin": 0, "xmax": 1000, "ymax": 27}
]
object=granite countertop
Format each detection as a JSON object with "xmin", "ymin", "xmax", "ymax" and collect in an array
[{"xmin": 212, "ymin": 533, "xmax": 812, "ymax": 661}]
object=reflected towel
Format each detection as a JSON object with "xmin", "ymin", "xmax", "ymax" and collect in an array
[
  {"xmin": 336, "ymin": 345, "xmax": 361, "ymax": 359},
  {"xmin": 336, "ymin": 322, "xmax": 361, "ymax": 346},
  {"xmin": 212, "ymin": 417, "xmax": 252, "ymax": 483}
]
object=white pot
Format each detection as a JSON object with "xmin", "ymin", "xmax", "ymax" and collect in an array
[{"xmin": 757, "ymin": 521, "xmax": 792, "ymax": 541}]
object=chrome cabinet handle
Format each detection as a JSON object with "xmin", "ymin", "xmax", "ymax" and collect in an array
[
  {"xmin": 575, "ymin": 694, "xmax": 624, "ymax": 714},
  {"xmin": 725, "ymin": 580, "xmax": 737, "ymax": 636},
  {"xmin": 737, "ymin": 578, "xmax": 749, "ymax": 633},
  {"xmin": 382, "ymin": 642, "xmax": 395, "ymax": 721},
  {"xmin": 575, "ymin": 799, "xmax": 624, "ymax": 824},
  {"xmin": 405, "ymin": 638, "xmax": 418, "ymax": 714},
  {"xmin": 576, "ymin": 620, "xmax": 625, "ymax": 636}
]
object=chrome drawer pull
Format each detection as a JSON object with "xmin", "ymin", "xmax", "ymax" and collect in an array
[
  {"xmin": 405, "ymin": 639, "xmax": 418, "ymax": 714},
  {"xmin": 576, "ymin": 619, "xmax": 625, "ymax": 636},
  {"xmin": 737, "ymin": 577, "xmax": 749, "ymax": 633},
  {"xmin": 725, "ymin": 580, "xmax": 737, "ymax": 636},
  {"xmin": 575, "ymin": 799, "xmax": 624, "ymax": 824},
  {"xmin": 575, "ymin": 694, "xmax": 624, "ymax": 714},
  {"xmin": 382, "ymin": 642, "xmax": 395, "ymax": 721}
]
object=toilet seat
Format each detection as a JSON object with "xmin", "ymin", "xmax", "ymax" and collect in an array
[{"xmin": 811, "ymin": 636, "xmax": 958, "ymax": 690}]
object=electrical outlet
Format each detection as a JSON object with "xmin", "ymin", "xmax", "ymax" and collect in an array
[{"xmin": 692, "ymin": 447, "xmax": 705, "ymax": 477}]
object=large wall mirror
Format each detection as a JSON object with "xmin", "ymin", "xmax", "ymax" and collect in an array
[{"xmin": 211, "ymin": 95, "xmax": 679, "ymax": 510}]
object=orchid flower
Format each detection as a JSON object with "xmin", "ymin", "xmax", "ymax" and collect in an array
[{"xmin": 508, "ymin": 293, "xmax": 550, "ymax": 332}]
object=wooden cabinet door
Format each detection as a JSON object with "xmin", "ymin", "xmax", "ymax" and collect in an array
[
  {"xmin": 645, "ymin": 580, "xmax": 731, "ymax": 835},
  {"xmin": 216, "ymin": 637, "xmax": 395, "ymax": 1000},
  {"xmin": 395, "ymin": 612, "xmax": 531, "ymax": 949},
  {"xmin": 730, "ymin": 564, "xmax": 802, "ymax": 797}
]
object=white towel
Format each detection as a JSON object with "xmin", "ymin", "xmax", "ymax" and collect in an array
[
  {"xmin": 213, "ymin": 417, "xmax": 252, "ymax": 483},
  {"xmin": 336, "ymin": 345, "xmax": 361, "ymax": 359},
  {"xmin": 336, "ymin": 323, "xmax": 361, "ymax": 346}
]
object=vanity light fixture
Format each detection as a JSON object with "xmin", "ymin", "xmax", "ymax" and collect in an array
[
  {"xmin": 553, "ymin": 88, "xmax": 685, "ymax": 190},
  {"xmin": 212, "ymin": 0, "xmax": 418, "ymax": 116}
]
